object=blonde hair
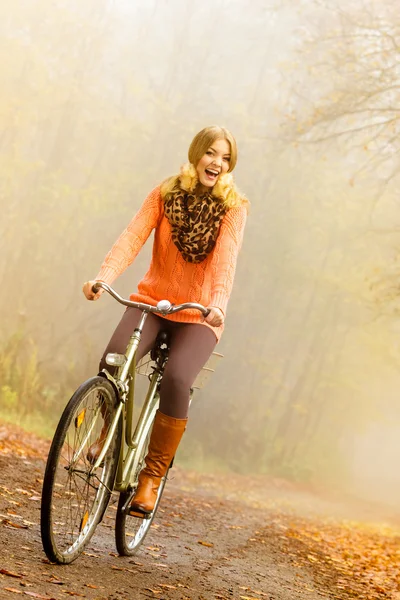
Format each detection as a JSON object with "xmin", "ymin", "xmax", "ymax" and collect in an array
[
  {"xmin": 188, "ymin": 126, "xmax": 238, "ymax": 172},
  {"xmin": 160, "ymin": 126, "xmax": 249, "ymax": 211}
]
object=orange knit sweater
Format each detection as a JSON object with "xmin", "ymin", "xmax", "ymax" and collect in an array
[{"xmin": 95, "ymin": 185, "xmax": 247, "ymax": 340}]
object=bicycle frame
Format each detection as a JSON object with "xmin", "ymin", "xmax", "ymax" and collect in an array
[
  {"xmin": 88, "ymin": 281, "xmax": 209, "ymax": 494},
  {"xmin": 90, "ymin": 310, "xmax": 157, "ymax": 494}
]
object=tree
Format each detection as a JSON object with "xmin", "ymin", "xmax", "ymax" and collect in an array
[{"xmin": 287, "ymin": 0, "xmax": 400, "ymax": 185}]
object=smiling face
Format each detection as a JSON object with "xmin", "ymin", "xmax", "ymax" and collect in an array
[{"xmin": 196, "ymin": 138, "xmax": 231, "ymax": 191}]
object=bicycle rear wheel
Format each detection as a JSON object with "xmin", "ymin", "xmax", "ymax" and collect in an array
[
  {"xmin": 41, "ymin": 376, "xmax": 121, "ymax": 564},
  {"xmin": 115, "ymin": 401, "xmax": 168, "ymax": 556}
]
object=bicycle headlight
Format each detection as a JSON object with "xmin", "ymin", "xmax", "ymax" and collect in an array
[{"xmin": 105, "ymin": 353, "xmax": 127, "ymax": 367}]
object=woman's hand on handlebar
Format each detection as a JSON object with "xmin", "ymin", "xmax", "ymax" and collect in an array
[
  {"xmin": 82, "ymin": 280, "xmax": 104, "ymax": 301},
  {"xmin": 205, "ymin": 306, "xmax": 224, "ymax": 327}
]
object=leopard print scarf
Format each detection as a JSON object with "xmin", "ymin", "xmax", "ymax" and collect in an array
[{"xmin": 164, "ymin": 186, "xmax": 227, "ymax": 263}]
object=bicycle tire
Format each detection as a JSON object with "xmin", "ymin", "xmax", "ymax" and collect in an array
[
  {"xmin": 115, "ymin": 399, "xmax": 168, "ymax": 556},
  {"xmin": 40, "ymin": 376, "xmax": 121, "ymax": 564}
]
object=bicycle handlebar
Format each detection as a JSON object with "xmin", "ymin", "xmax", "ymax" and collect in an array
[{"xmin": 92, "ymin": 281, "xmax": 210, "ymax": 317}]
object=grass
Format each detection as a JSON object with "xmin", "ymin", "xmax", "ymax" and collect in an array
[{"xmin": 0, "ymin": 406, "xmax": 57, "ymax": 441}]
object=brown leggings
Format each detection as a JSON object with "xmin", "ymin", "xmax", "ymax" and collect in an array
[{"xmin": 100, "ymin": 308, "xmax": 217, "ymax": 419}]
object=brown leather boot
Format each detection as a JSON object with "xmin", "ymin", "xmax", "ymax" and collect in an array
[
  {"xmin": 128, "ymin": 410, "xmax": 187, "ymax": 515},
  {"xmin": 86, "ymin": 401, "xmax": 110, "ymax": 464}
]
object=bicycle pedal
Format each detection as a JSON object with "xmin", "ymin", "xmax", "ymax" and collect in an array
[
  {"xmin": 121, "ymin": 494, "xmax": 152, "ymax": 519},
  {"xmin": 128, "ymin": 508, "xmax": 152, "ymax": 520}
]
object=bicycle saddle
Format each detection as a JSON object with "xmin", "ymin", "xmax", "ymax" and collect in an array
[
  {"xmin": 150, "ymin": 330, "xmax": 170, "ymax": 362},
  {"xmin": 155, "ymin": 330, "xmax": 170, "ymax": 346}
]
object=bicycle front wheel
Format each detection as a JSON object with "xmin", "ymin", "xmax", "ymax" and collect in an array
[
  {"xmin": 115, "ymin": 401, "xmax": 168, "ymax": 556},
  {"xmin": 41, "ymin": 376, "xmax": 121, "ymax": 564}
]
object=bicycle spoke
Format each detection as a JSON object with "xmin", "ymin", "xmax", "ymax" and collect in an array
[{"xmin": 71, "ymin": 404, "xmax": 101, "ymax": 465}]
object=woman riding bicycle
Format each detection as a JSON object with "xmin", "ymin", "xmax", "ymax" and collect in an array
[{"xmin": 82, "ymin": 125, "xmax": 249, "ymax": 516}]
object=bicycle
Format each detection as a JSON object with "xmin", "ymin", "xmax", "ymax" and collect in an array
[{"xmin": 40, "ymin": 281, "xmax": 222, "ymax": 564}]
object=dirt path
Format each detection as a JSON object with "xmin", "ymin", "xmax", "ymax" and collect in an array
[{"xmin": 0, "ymin": 423, "xmax": 398, "ymax": 600}]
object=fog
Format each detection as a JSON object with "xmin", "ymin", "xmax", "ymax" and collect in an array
[{"xmin": 1, "ymin": 0, "xmax": 399, "ymax": 511}]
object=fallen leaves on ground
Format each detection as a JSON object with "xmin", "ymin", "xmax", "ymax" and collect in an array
[
  {"xmin": 159, "ymin": 583, "xmax": 177, "ymax": 589},
  {"xmin": 46, "ymin": 577, "xmax": 64, "ymax": 585},
  {"xmin": 259, "ymin": 515, "xmax": 400, "ymax": 599},
  {"xmin": 1, "ymin": 518, "xmax": 29, "ymax": 529},
  {"xmin": 239, "ymin": 586, "xmax": 269, "ymax": 598},
  {"xmin": 0, "ymin": 568, "xmax": 23, "ymax": 578},
  {"xmin": 23, "ymin": 593, "xmax": 56, "ymax": 599},
  {"xmin": 0, "ymin": 424, "xmax": 50, "ymax": 458},
  {"xmin": 198, "ymin": 540, "xmax": 214, "ymax": 547},
  {"xmin": 4, "ymin": 590, "xmax": 57, "ymax": 600},
  {"xmin": 1, "ymin": 420, "xmax": 399, "ymax": 600}
]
